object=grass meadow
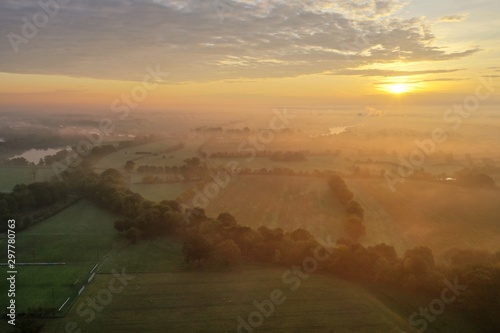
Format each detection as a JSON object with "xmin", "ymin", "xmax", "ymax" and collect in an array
[{"xmin": 0, "ymin": 200, "xmax": 119, "ymax": 317}]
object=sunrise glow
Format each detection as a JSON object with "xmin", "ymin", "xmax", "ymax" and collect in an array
[{"xmin": 386, "ymin": 83, "xmax": 410, "ymax": 94}]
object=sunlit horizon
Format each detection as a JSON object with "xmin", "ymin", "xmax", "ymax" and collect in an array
[{"xmin": 0, "ymin": 0, "xmax": 499, "ymax": 111}]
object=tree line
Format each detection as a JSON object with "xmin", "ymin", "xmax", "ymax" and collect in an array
[
  {"xmin": 2, "ymin": 155, "xmax": 498, "ymax": 331},
  {"xmin": 0, "ymin": 182, "xmax": 70, "ymax": 232},
  {"xmin": 72, "ymin": 166, "xmax": 499, "ymax": 332},
  {"xmin": 209, "ymin": 150, "xmax": 309, "ymax": 162},
  {"xmin": 327, "ymin": 175, "xmax": 366, "ymax": 242}
]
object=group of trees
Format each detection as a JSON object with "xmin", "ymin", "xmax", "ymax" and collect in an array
[
  {"xmin": 3, "ymin": 141, "xmax": 498, "ymax": 331},
  {"xmin": 193, "ymin": 126, "xmax": 252, "ymax": 134},
  {"xmin": 327, "ymin": 175, "xmax": 366, "ymax": 242},
  {"xmin": 71, "ymin": 168, "xmax": 185, "ymax": 241},
  {"xmin": 0, "ymin": 182, "xmax": 69, "ymax": 232},
  {"xmin": 1, "ymin": 157, "xmax": 34, "ymax": 166},
  {"xmin": 454, "ymin": 168, "xmax": 496, "ymax": 188},
  {"xmin": 69, "ymin": 164, "xmax": 497, "ymax": 332},
  {"xmin": 135, "ymin": 165, "xmax": 181, "ymax": 174},
  {"xmin": 0, "ymin": 125, "xmax": 80, "ymax": 156},
  {"xmin": 0, "ymin": 143, "xmax": 137, "ymax": 233},
  {"xmin": 140, "ymin": 174, "xmax": 182, "ymax": 184},
  {"xmin": 182, "ymin": 208, "xmax": 499, "ymax": 331},
  {"xmin": 209, "ymin": 150, "xmax": 310, "ymax": 161}
]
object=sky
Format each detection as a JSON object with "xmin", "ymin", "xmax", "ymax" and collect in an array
[{"xmin": 0, "ymin": 0, "xmax": 499, "ymax": 112}]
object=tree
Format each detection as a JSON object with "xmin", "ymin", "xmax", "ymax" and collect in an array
[
  {"xmin": 124, "ymin": 160, "xmax": 136, "ymax": 172},
  {"xmin": 126, "ymin": 228, "xmax": 139, "ymax": 243},
  {"xmin": 458, "ymin": 265, "xmax": 500, "ymax": 331},
  {"xmin": 114, "ymin": 219, "xmax": 131, "ymax": 232},
  {"xmin": 214, "ymin": 239, "xmax": 241, "ymax": 266},
  {"xmin": 163, "ymin": 211, "xmax": 184, "ymax": 233},
  {"xmin": 346, "ymin": 200, "xmax": 364, "ymax": 219},
  {"xmin": 369, "ymin": 243, "xmax": 398, "ymax": 263},
  {"xmin": 403, "ymin": 246, "xmax": 435, "ymax": 275},
  {"xmin": 344, "ymin": 217, "xmax": 366, "ymax": 242},
  {"xmin": 405, "ymin": 246, "xmax": 434, "ymax": 268},
  {"xmin": 217, "ymin": 212, "xmax": 237, "ymax": 226},
  {"xmin": 327, "ymin": 175, "xmax": 353, "ymax": 205},
  {"xmin": 183, "ymin": 235, "xmax": 212, "ymax": 265},
  {"xmin": 290, "ymin": 228, "xmax": 313, "ymax": 241},
  {"xmin": 186, "ymin": 207, "xmax": 207, "ymax": 225},
  {"xmin": 100, "ymin": 168, "xmax": 124, "ymax": 185}
]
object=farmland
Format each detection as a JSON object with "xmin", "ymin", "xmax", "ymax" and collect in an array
[
  {"xmin": 0, "ymin": 197, "xmax": 482, "ymax": 333},
  {"xmin": 203, "ymin": 175, "xmax": 346, "ymax": 238},
  {"xmin": 44, "ymin": 266, "xmax": 417, "ymax": 333},
  {"xmin": 345, "ymin": 178, "xmax": 500, "ymax": 256},
  {"xmin": 40, "ymin": 236, "xmax": 480, "ymax": 333},
  {"xmin": 0, "ymin": 109, "xmax": 499, "ymax": 332},
  {"xmin": 0, "ymin": 200, "xmax": 119, "ymax": 316},
  {"xmin": 0, "ymin": 148, "xmax": 492, "ymax": 333}
]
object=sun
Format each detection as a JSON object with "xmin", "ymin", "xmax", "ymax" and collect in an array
[{"xmin": 386, "ymin": 83, "xmax": 409, "ymax": 94}]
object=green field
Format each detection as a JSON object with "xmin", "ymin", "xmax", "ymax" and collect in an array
[
  {"xmin": 0, "ymin": 166, "xmax": 54, "ymax": 192},
  {"xmin": 0, "ymin": 196, "xmax": 481, "ymax": 333},
  {"xmin": 44, "ymin": 257, "xmax": 480, "ymax": 333},
  {"xmin": 45, "ymin": 264, "xmax": 416, "ymax": 333},
  {"xmin": 0, "ymin": 263, "xmax": 95, "ymax": 313},
  {"xmin": 0, "ymin": 200, "xmax": 119, "ymax": 263},
  {"xmin": 203, "ymin": 175, "xmax": 346, "ymax": 238},
  {"xmin": 0, "ymin": 200, "xmax": 119, "ymax": 317}
]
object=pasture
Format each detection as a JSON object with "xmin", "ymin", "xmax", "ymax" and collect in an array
[
  {"xmin": 43, "ymin": 258, "xmax": 480, "ymax": 333},
  {"xmin": 0, "ymin": 200, "xmax": 119, "ymax": 316},
  {"xmin": 45, "ymin": 265, "xmax": 418, "ymax": 333},
  {"xmin": 0, "ymin": 263, "xmax": 95, "ymax": 313}
]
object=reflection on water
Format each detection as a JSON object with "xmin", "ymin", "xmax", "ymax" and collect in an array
[{"xmin": 10, "ymin": 148, "xmax": 64, "ymax": 163}]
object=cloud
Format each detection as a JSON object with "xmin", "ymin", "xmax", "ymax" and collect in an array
[
  {"xmin": 438, "ymin": 14, "xmax": 469, "ymax": 23},
  {"xmin": 416, "ymin": 78, "xmax": 468, "ymax": 82},
  {"xmin": 0, "ymin": 0, "xmax": 479, "ymax": 83},
  {"xmin": 333, "ymin": 69, "xmax": 464, "ymax": 77},
  {"xmin": 373, "ymin": 77, "xmax": 469, "ymax": 85}
]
